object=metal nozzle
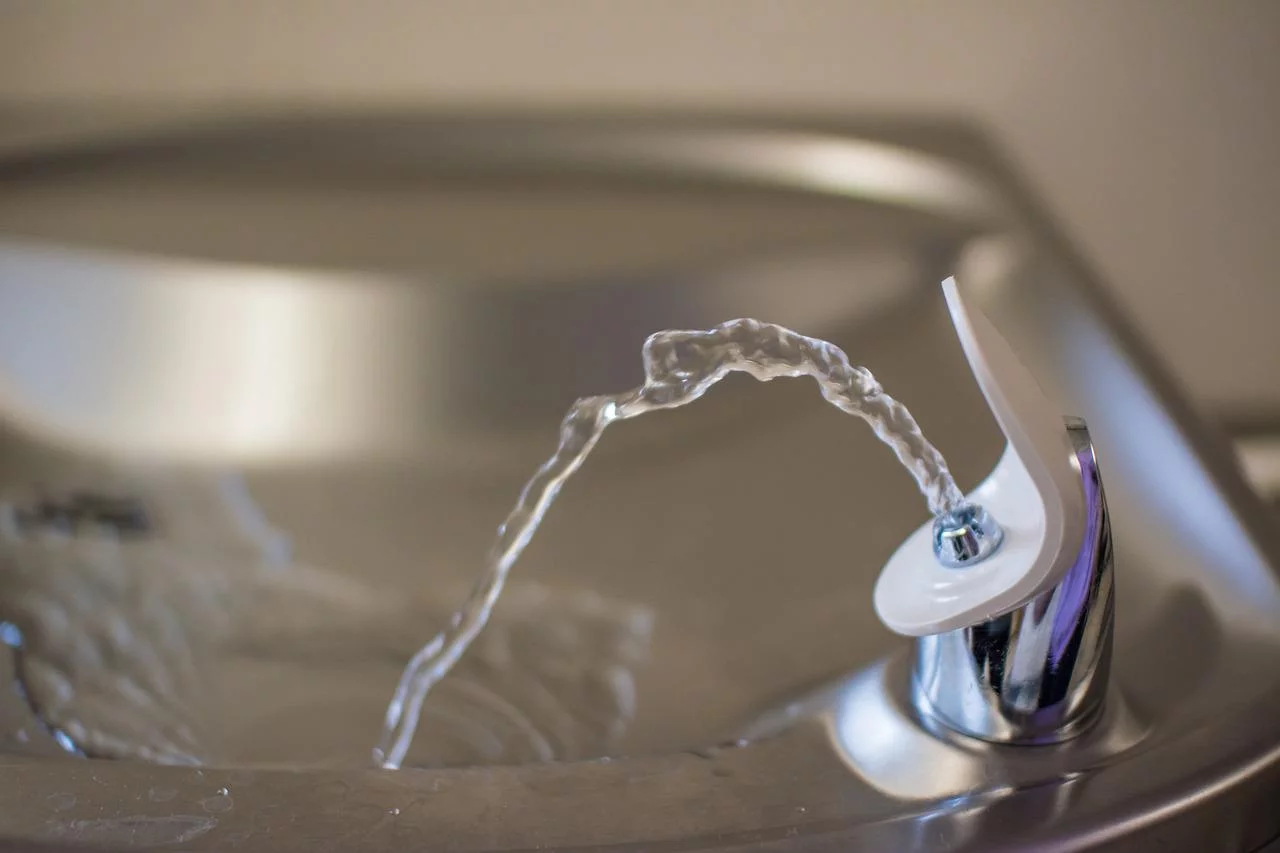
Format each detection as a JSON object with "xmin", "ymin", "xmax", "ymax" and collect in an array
[{"xmin": 931, "ymin": 503, "xmax": 1004, "ymax": 568}]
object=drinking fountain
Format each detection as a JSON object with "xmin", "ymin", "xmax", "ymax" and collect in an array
[
  {"xmin": 878, "ymin": 278, "xmax": 1114, "ymax": 749},
  {"xmin": 0, "ymin": 114, "xmax": 1276, "ymax": 852}
]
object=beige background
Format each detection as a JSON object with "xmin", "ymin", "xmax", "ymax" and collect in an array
[{"xmin": 1, "ymin": 0, "xmax": 1277, "ymax": 411}]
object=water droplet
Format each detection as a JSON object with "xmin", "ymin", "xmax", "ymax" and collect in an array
[
  {"xmin": 148, "ymin": 786, "xmax": 178, "ymax": 804},
  {"xmin": 200, "ymin": 790, "xmax": 233, "ymax": 813},
  {"xmin": 388, "ymin": 807, "xmax": 401, "ymax": 816}
]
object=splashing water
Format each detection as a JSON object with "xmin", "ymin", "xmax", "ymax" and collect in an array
[
  {"xmin": 0, "ymin": 460, "xmax": 653, "ymax": 767},
  {"xmin": 375, "ymin": 318, "xmax": 967, "ymax": 768}
]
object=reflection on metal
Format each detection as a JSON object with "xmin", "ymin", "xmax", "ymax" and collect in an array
[
  {"xmin": 0, "ymin": 115, "xmax": 1275, "ymax": 851},
  {"xmin": 0, "ymin": 240, "xmax": 932, "ymax": 466},
  {"xmin": 826, "ymin": 660, "xmax": 993, "ymax": 800},
  {"xmin": 817, "ymin": 655, "xmax": 1144, "ymax": 803},
  {"xmin": 916, "ymin": 421, "xmax": 1114, "ymax": 743}
]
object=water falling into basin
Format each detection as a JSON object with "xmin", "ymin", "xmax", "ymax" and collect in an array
[{"xmin": 376, "ymin": 317, "xmax": 966, "ymax": 769}]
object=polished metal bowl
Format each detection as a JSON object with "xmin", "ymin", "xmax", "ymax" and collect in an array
[{"xmin": 0, "ymin": 115, "xmax": 1276, "ymax": 851}]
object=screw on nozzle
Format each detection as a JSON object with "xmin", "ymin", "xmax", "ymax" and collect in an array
[{"xmin": 932, "ymin": 503, "xmax": 1004, "ymax": 568}]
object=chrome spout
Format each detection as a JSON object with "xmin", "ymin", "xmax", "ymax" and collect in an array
[
  {"xmin": 914, "ymin": 419, "xmax": 1114, "ymax": 743},
  {"xmin": 931, "ymin": 502, "xmax": 1005, "ymax": 568}
]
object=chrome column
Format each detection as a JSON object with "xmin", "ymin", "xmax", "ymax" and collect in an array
[{"xmin": 915, "ymin": 419, "xmax": 1114, "ymax": 743}]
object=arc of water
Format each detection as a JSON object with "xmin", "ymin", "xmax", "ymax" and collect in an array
[{"xmin": 375, "ymin": 318, "xmax": 965, "ymax": 769}]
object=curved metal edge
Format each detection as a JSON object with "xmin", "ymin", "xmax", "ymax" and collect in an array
[
  {"xmin": 0, "ymin": 690, "xmax": 1276, "ymax": 852},
  {"xmin": 0, "ymin": 112, "xmax": 1010, "ymax": 231}
]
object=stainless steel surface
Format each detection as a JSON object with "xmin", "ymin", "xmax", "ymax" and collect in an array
[
  {"xmin": 931, "ymin": 502, "xmax": 1005, "ymax": 568},
  {"xmin": 0, "ymin": 121, "xmax": 996, "ymax": 465},
  {"xmin": 0, "ymin": 115, "xmax": 1274, "ymax": 851},
  {"xmin": 916, "ymin": 420, "xmax": 1114, "ymax": 744}
]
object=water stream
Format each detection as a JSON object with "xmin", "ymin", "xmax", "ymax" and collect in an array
[
  {"xmin": 375, "ymin": 318, "xmax": 965, "ymax": 768},
  {"xmin": 0, "ymin": 318, "xmax": 965, "ymax": 769}
]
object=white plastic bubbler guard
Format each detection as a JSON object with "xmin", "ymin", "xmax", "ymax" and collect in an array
[{"xmin": 873, "ymin": 278, "xmax": 1087, "ymax": 637}]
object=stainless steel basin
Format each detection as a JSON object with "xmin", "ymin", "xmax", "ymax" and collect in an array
[{"xmin": 0, "ymin": 115, "xmax": 1276, "ymax": 851}]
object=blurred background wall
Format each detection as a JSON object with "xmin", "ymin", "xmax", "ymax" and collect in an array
[{"xmin": 1, "ymin": 0, "xmax": 1277, "ymax": 413}]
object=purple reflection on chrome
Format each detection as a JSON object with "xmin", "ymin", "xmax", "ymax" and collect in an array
[{"xmin": 1049, "ymin": 439, "xmax": 1105, "ymax": 664}]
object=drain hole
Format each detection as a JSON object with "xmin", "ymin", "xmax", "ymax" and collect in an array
[{"xmin": 6, "ymin": 492, "xmax": 153, "ymax": 539}]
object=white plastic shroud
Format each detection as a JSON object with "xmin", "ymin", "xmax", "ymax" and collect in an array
[{"xmin": 873, "ymin": 278, "xmax": 1086, "ymax": 637}]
